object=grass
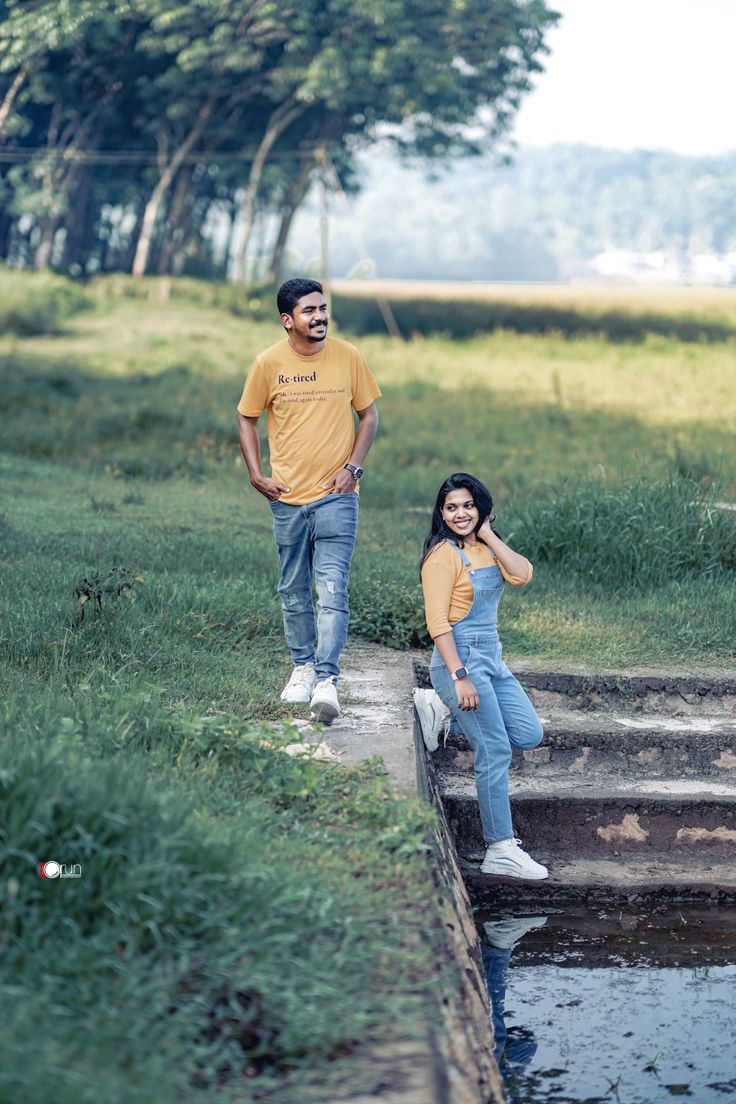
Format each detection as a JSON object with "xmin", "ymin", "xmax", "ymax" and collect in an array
[
  {"xmin": 1, "ymin": 691, "xmax": 440, "ymax": 1102},
  {"xmin": 1, "ymin": 271, "xmax": 735, "ymax": 1095}
]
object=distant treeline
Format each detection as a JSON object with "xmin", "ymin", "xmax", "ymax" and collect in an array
[
  {"xmin": 0, "ymin": 0, "xmax": 555, "ymax": 280},
  {"xmin": 291, "ymin": 144, "xmax": 736, "ymax": 283}
]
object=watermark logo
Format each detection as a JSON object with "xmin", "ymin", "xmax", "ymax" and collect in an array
[{"xmin": 39, "ymin": 861, "xmax": 82, "ymax": 879}]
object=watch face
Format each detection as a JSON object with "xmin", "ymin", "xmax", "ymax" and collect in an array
[{"xmin": 454, "ymin": 666, "xmax": 468, "ymax": 681}]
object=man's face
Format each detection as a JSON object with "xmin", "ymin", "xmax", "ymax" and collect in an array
[{"xmin": 282, "ymin": 291, "xmax": 329, "ymax": 343}]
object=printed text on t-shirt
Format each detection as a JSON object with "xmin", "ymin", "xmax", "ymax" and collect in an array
[{"xmin": 278, "ymin": 372, "xmax": 317, "ymax": 384}]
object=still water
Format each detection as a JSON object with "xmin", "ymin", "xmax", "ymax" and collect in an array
[{"xmin": 474, "ymin": 906, "xmax": 736, "ymax": 1104}]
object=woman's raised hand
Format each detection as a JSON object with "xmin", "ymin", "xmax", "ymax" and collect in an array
[{"xmin": 477, "ymin": 518, "xmax": 495, "ymax": 545}]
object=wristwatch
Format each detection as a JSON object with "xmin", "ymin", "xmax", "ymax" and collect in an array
[
  {"xmin": 344, "ymin": 463, "xmax": 364, "ymax": 480},
  {"xmin": 451, "ymin": 666, "xmax": 469, "ymax": 681}
]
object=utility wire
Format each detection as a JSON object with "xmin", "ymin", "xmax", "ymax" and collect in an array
[{"xmin": 0, "ymin": 144, "xmax": 326, "ymax": 165}]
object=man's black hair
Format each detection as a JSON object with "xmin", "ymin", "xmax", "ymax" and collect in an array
[{"xmin": 277, "ymin": 278, "xmax": 323, "ymax": 316}]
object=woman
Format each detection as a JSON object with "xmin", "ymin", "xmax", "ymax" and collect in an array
[{"xmin": 420, "ymin": 473, "xmax": 548, "ymax": 880}]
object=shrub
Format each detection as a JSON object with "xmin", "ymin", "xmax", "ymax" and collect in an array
[
  {"xmin": 350, "ymin": 566, "xmax": 429, "ymax": 648},
  {"xmin": 0, "ymin": 269, "xmax": 90, "ymax": 335}
]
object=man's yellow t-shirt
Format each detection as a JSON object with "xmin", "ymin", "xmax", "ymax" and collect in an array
[{"xmin": 237, "ymin": 337, "xmax": 381, "ymax": 505}]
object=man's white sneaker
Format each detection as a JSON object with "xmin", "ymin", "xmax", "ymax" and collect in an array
[
  {"xmin": 412, "ymin": 688, "xmax": 450, "ymax": 752},
  {"xmin": 310, "ymin": 677, "xmax": 340, "ymax": 725},
  {"xmin": 280, "ymin": 663, "xmax": 316, "ymax": 704},
  {"xmin": 481, "ymin": 838, "xmax": 549, "ymax": 880}
]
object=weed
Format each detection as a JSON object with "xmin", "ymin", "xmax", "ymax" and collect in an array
[{"xmin": 73, "ymin": 566, "xmax": 143, "ymax": 624}]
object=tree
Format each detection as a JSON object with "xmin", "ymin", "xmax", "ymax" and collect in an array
[{"xmin": 0, "ymin": 0, "xmax": 559, "ymax": 277}]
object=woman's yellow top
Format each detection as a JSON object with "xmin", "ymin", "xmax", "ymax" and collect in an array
[{"xmin": 421, "ymin": 540, "xmax": 533, "ymax": 639}]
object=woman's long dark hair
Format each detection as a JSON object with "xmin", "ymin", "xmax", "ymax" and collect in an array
[{"xmin": 419, "ymin": 473, "xmax": 496, "ymax": 576}]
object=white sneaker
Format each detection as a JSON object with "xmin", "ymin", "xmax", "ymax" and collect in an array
[
  {"xmin": 412, "ymin": 688, "xmax": 450, "ymax": 752},
  {"xmin": 310, "ymin": 677, "xmax": 340, "ymax": 725},
  {"xmin": 483, "ymin": 916, "xmax": 548, "ymax": 950},
  {"xmin": 481, "ymin": 838, "xmax": 549, "ymax": 880},
  {"xmin": 280, "ymin": 663, "xmax": 316, "ymax": 704}
]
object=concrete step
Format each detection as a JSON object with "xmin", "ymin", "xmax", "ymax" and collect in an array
[
  {"xmin": 461, "ymin": 853, "xmax": 736, "ymax": 906},
  {"xmin": 417, "ymin": 663, "xmax": 736, "ymax": 903},
  {"xmin": 435, "ymin": 710, "xmax": 736, "ymax": 778},
  {"xmin": 440, "ymin": 772, "xmax": 736, "ymax": 856},
  {"xmin": 415, "ymin": 660, "xmax": 736, "ymax": 712},
  {"xmin": 516, "ymin": 667, "xmax": 736, "ymax": 711}
]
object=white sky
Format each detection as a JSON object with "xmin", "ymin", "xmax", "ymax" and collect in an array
[{"xmin": 512, "ymin": 0, "xmax": 736, "ymax": 155}]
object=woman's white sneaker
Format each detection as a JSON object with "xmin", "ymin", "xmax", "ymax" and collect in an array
[
  {"xmin": 310, "ymin": 677, "xmax": 340, "ymax": 725},
  {"xmin": 481, "ymin": 838, "xmax": 549, "ymax": 880},
  {"xmin": 280, "ymin": 663, "xmax": 316, "ymax": 703},
  {"xmin": 412, "ymin": 688, "xmax": 450, "ymax": 752}
]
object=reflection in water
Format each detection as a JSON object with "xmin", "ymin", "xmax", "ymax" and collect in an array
[
  {"xmin": 479, "ymin": 907, "xmax": 736, "ymax": 1104},
  {"xmin": 482, "ymin": 917, "xmax": 547, "ymax": 1076}
]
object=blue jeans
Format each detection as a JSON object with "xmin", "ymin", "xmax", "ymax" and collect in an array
[
  {"xmin": 430, "ymin": 639, "xmax": 543, "ymax": 842},
  {"xmin": 269, "ymin": 492, "xmax": 359, "ymax": 681}
]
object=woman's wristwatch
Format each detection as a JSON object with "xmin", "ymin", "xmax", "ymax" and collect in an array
[{"xmin": 451, "ymin": 666, "xmax": 468, "ymax": 681}]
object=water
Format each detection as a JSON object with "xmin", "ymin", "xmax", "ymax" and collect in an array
[{"xmin": 475, "ymin": 905, "xmax": 736, "ymax": 1104}]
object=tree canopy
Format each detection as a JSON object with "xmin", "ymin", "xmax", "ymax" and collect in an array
[{"xmin": 0, "ymin": 0, "xmax": 557, "ymax": 277}]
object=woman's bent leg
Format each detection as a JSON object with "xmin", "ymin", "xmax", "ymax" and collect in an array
[
  {"xmin": 492, "ymin": 668, "xmax": 543, "ymax": 751},
  {"xmin": 431, "ymin": 660, "xmax": 513, "ymax": 844}
]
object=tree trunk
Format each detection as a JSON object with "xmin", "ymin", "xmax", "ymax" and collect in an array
[
  {"xmin": 34, "ymin": 216, "xmax": 60, "ymax": 271},
  {"xmin": 264, "ymin": 156, "xmax": 314, "ymax": 283},
  {"xmin": 60, "ymin": 166, "xmax": 92, "ymax": 271},
  {"xmin": 156, "ymin": 165, "xmax": 192, "ymax": 274},
  {"xmin": 0, "ymin": 204, "xmax": 13, "ymax": 260},
  {"xmin": 131, "ymin": 96, "xmax": 215, "ymax": 277},
  {"xmin": 118, "ymin": 202, "xmax": 146, "ymax": 273},
  {"xmin": 232, "ymin": 98, "xmax": 308, "ymax": 282},
  {"xmin": 0, "ymin": 65, "xmax": 28, "ymax": 139}
]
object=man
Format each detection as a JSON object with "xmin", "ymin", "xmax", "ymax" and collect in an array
[{"xmin": 237, "ymin": 278, "xmax": 381, "ymax": 724}]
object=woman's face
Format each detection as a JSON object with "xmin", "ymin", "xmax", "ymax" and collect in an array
[{"xmin": 441, "ymin": 488, "xmax": 479, "ymax": 540}]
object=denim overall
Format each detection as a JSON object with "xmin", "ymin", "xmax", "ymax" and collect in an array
[{"xmin": 429, "ymin": 543, "xmax": 543, "ymax": 843}]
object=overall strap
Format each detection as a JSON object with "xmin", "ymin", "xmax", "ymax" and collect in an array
[{"xmin": 444, "ymin": 540, "xmax": 472, "ymax": 568}]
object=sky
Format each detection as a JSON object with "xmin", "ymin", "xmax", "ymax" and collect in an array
[{"xmin": 512, "ymin": 0, "xmax": 736, "ymax": 155}]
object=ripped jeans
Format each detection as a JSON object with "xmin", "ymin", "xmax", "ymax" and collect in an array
[{"xmin": 269, "ymin": 492, "xmax": 359, "ymax": 681}]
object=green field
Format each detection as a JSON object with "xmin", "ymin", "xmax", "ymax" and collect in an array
[
  {"xmin": 3, "ymin": 274, "xmax": 734, "ymax": 672},
  {"xmin": 1, "ymin": 272, "xmax": 735, "ymax": 1098}
]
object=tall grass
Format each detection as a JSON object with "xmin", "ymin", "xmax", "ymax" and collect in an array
[
  {"xmin": 513, "ymin": 476, "xmax": 736, "ymax": 591},
  {"xmin": 1, "ymin": 693, "xmax": 440, "ymax": 1102}
]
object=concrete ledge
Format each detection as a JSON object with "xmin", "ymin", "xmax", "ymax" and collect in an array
[
  {"xmin": 316, "ymin": 641, "xmax": 503, "ymax": 1104},
  {"xmin": 414, "ymin": 714, "xmax": 504, "ymax": 1104}
]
